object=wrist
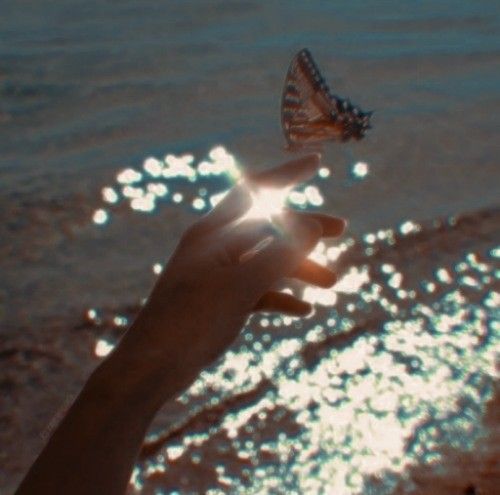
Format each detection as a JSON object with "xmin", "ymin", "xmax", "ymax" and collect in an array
[{"xmin": 89, "ymin": 317, "xmax": 200, "ymax": 416}]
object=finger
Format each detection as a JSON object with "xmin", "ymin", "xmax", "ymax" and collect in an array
[
  {"xmin": 195, "ymin": 154, "xmax": 322, "ymax": 235},
  {"xmin": 197, "ymin": 185, "xmax": 251, "ymax": 233},
  {"xmin": 253, "ymin": 291, "xmax": 312, "ymax": 316},
  {"xmin": 247, "ymin": 153, "xmax": 321, "ymax": 189},
  {"xmin": 270, "ymin": 214, "xmax": 323, "ymax": 254},
  {"xmin": 283, "ymin": 210, "xmax": 346, "ymax": 238},
  {"xmin": 242, "ymin": 215, "xmax": 322, "ymax": 290},
  {"xmin": 292, "ymin": 258, "xmax": 337, "ymax": 288}
]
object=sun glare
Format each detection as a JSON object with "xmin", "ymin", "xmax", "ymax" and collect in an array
[{"xmin": 242, "ymin": 187, "xmax": 290, "ymax": 221}]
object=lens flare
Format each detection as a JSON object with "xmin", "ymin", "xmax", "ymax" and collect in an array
[{"xmin": 242, "ymin": 187, "xmax": 290, "ymax": 222}]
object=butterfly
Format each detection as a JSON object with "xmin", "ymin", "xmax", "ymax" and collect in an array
[{"xmin": 281, "ymin": 48, "xmax": 372, "ymax": 148}]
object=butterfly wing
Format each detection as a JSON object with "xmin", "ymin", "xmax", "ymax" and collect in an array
[{"xmin": 281, "ymin": 49, "xmax": 372, "ymax": 147}]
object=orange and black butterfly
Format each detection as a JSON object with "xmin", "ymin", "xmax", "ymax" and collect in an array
[{"xmin": 281, "ymin": 48, "xmax": 372, "ymax": 148}]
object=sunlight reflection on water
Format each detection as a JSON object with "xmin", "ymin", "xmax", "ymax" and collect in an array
[
  {"xmin": 88, "ymin": 146, "xmax": 498, "ymax": 494},
  {"xmin": 92, "ymin": 145, "xmax": 334, "ymax": 227}
]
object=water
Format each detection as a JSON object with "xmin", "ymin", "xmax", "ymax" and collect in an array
[{"xmin": 1, "ymin": 1, "xmax": 499, "ymax": 494}]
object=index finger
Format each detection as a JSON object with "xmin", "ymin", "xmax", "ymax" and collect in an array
[{"xmin": 246, "ymin": 153, "xmax": 321, "ymax": 188}]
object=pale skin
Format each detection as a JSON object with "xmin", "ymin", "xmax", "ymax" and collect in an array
[{"xmin": 16, "ymin": 154, "xmax": 346, "ymax": 495}]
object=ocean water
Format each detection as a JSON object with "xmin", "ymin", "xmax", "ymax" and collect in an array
[{"xmin": 1, "ymin": 1, "xmax": 499, "ymax": 494}]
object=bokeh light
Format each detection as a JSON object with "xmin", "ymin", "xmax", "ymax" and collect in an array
[{"xmin": 86, "ymin": 146, "xmax": 498, "ymax": 494}]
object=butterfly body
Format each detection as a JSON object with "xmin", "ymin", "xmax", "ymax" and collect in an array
[{"xmin": 281, "ymin": 48, "xmax": 372, "ymax": 148}]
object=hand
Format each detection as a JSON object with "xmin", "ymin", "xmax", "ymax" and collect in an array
[
  {"xmin": 14, "ymin": 155, "xmax": 347, "ymax": 495},
  {"xmin": 120, "ymin": 154, "xmax": 345, "ymax": 391}
]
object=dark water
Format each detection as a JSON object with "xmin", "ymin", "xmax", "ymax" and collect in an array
[{"xmin": 1, "ymin": 1, "xmax": 499, "ymax": 493}]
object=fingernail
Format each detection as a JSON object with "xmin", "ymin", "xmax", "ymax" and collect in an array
[
  {"xmin": 324, "ymin": 271, "xmax": 337, "ymax": 288},
  {"xmin": 290, "ymin": 300, "xmax": 312, "ymax": 317},
  {"xmin": 303, "ymin": 304, "xmax": 315, "ymax": 318},
  {"xmin": 299, "ymin": 302, "xmax": 313, "ymax": 316}
]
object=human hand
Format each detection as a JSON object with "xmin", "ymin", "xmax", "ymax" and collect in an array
[
  {"xmin": 122, "ymin": 154, "xmax": 345, "ymax": 390},
  {"xmin": 17, "ymin": 156, "xmax": 347, "ymax": 495}
]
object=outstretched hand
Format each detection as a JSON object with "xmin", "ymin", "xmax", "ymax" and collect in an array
[
  {"xmin": 14, "ymin": 154, "xmax": 347, "ymax": 495},
  {"xmin": 124, "ymin": 154, "xmax": 346, "ymax": 381}
]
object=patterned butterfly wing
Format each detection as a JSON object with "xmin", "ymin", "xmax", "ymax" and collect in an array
[{"xmin": 281, "ymin": 48, "xmax": 372, "ymax": 148}]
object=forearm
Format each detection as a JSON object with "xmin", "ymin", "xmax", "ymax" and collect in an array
[{"xmin": 16, "ymin": 315, "xmax": 197, "ymax": 495}]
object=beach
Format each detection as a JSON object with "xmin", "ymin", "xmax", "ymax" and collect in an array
[{"xmin": 1, "ymin": 1, "xmax": 499, "ymax": 493}]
